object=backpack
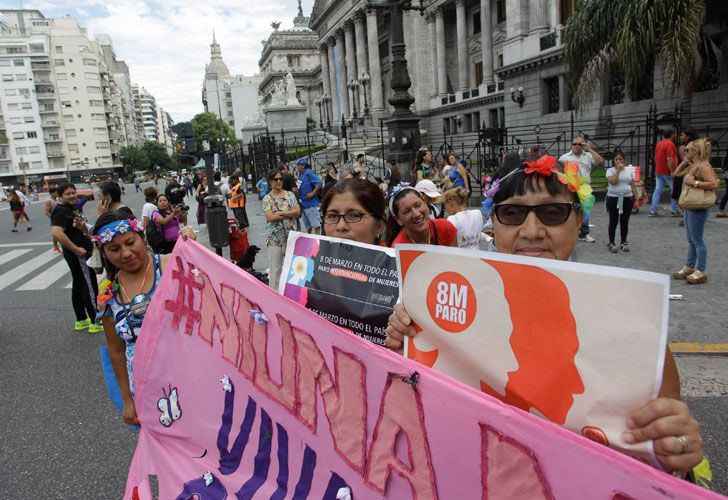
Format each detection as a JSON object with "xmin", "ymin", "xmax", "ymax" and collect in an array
[{"xmin": 145, "ymin": 212, "xmax": 165, "ymax": 250}]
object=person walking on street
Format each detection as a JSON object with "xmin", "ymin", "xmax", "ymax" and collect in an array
[
  {"xmin": 671, "ymin": 138, "xmax": 720, "ymax": 284},
  {"xmin": 650, "ymin": 129, "xmax": 682, "ymax": 217},
  {"xmin": 51, "ymin": 182, "xmax": 102, "ymax": 333},
  {"xmin": 164, "ymin": 177, "xmax": 186, "ymax": 207},
  {"xmin": 228, "ymin": 174, "xmax": 249, "ymax": 228},
  {"xmin": 295, "ymin": 158, "xmax": 322, "ymax": 234},
  {"xmin": 263, "ymin": 169, "xmax": 300, "ymax": 289},
  {"xmin": 605, "ymin": 152, "xmax": 636, "ymax": 253},
  {"xmin": 256, "ymin": 176, "xmax": 269, "ymax": 200},
  {"xmin": 195, "ymin": 177, "xmax": 208, "ymax": 225},
  {"xmin": 8, "ymin": 190, "xmax": 32, "ymax": 232},
  {"xmin": 134, "ymin": 177, "xmax": 141, "ymax": 193},
  {"xmin": 141, "ymin": 186, "xmax": 158, "ymax": 230},
  {"xmin": 559, "ymin": 137, "xmax": 603, "ymax": 242},
  {"xmin": 151, "ymin": 194, "xmax": 187, "ymax": 255}
]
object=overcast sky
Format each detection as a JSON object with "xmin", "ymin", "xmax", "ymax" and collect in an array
[{"xmin": 1, "ymin": 0, "xmax": 315, "ymax": 123}]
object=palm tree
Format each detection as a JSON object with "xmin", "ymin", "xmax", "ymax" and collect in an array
[{"xmin": 563, "ymin": 0, "xmax": 726, "ymax": 109}]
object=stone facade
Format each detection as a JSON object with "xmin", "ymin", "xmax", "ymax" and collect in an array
[
  {"xmin": 309, "ymin": 0, "xmax": 728, "ymax": 148},
  {"xmin": 258, "ymin": 2, "xmax": 321, "ymax": 124}
]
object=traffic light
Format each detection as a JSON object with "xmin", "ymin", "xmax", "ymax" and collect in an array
[{"xmin": 182, "ymin": 138, "xmax": 197, "ymax": 154}]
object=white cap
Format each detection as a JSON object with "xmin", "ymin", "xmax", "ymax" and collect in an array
[{"xmin": 415, "ymin": 179, "xmax": 441, "ymax": 199}]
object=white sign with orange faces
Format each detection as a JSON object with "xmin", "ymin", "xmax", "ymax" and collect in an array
[{"xmin": 397, "ymin": 245, "xmax": 669, "ymax": 465}]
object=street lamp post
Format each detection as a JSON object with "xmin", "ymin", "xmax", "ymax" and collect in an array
[
  {"xmin": 315, "ymin": 97, "xmax": 324, "ymax": 129},
  {"xmin": 348, "ymin": 79, "xmax": 359, "ymax": 121},
  {"xmin": 322, "ymin": 94, "xmax": 332, "ymax": 131},
  {"xmin": 367, "ymin": 0, "xmax": 423, "ymax": 183},
  {"xmin": 360, "ymin": 72, "xmax": 370, "ymax": 118}
]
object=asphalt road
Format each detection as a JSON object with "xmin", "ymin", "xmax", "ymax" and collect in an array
[{"xmin": 0, "ymin": 183, "xmax": 726, "ymax": 497}]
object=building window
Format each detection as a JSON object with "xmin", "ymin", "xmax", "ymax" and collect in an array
[
  {"xmin": 21, "ymin": 102, "xmax": 31, "ymax": 109},
  {"xmin": 26, "ymin": 131, "xmax": 37, "ymax": 138},
  {"xmin": 464, "ymin": 114, "xmax": 473, "ymax": 132},
  {"xmin": 544, "ymin": 77, "xmax": 560, "ymax": 113},
  {"xmin": 473, "ymin": 111, "xmax": 481, "ymax": 129},
  {"xmin": 606, "ymin": 70, "xmax": 625, "ymax": 105},
  {"xmin": 29, "ymin": 146, "xmax": 40, "ymax": 153},
  {"xmin": 560, "ymin": 0, "xmax": 578, "ymax": 25},
  {"xmin": 56, "ymin": 73, "xmax": 67, "ymax": 80},
  {"xmin": 7, "ymin": 47, "xmax": 24, "ymax": 54},
  {"xmin": 68, "ymin": 144, "xmax": 79, "ymax": 153},
  {"xmin": 12, "ymin": 132, "xmax": 25, "ymax": 139},
  {"xmin": 474, "ymin": 62, "xmax": 483, "ymax": 87},
  {"xmin": 2, "ymin": 74, "xmax": 12, "ymax": 81},
  {"xmin": 24, "ymin": 116, "xmax": 34, "ymax": 123},
  {"xmin": 443, "ymin": 118, "xmax": 451, "ymax": 135},
  {"xmin": 18, "ymin": 88, "xmax": 30, "ymax": 97},
  {"xmin": 4, "ymin": 89, "xmax": 16, "ymax": 96},
  {"xmin": 287, "ymin": 55, "xmax": 301, "ymax": 67},
  {"xmin": 489, "ymin": 108, "xmax": 499, "ymax": 127},
  {"xmin": 13, "ymin": 60, "xmax": 24, "ymax": 66},
  {"xmin": 55, "ymin": 46, "xmax": 63, "ymax": 53},
  {"xmin": 16, "ymin": 74, "xmax": 27, "ymax": 81},
  {"xmin": 16, "ymin": 146, "xmax": 28, "ymax": 154},
  {"xmin": 496, "ymin": 0, "xmax": 506, "ymax": 23},
  {"xmin": 54, "ymin": 58, "xmax": 64, "ymax": 66},
  {"xmin": 633, "ymin": 66, "xmax": 654, "ymax": 101},
  {"xmin": 66, "ymin": 129, "xmax": 76, "ymax": 137},
  {"xmin": 472, "ymin": 11, "xmax": 481, "ymax": 35}
]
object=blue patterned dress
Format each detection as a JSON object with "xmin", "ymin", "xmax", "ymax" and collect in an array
[{"xmin": 98, "ymin": 254, "xmax": 162, "ymax": 396}]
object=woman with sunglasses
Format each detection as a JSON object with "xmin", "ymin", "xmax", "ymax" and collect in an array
[
  {"xmin": 263, "ymin": 168, "xmax": 301, "ymax": 289},
  {"xmin": 385, "ymin": 156, "xmax": 704, "ymax": 476},
  {"xmin": 386, "ymin": 183, "xmax": 457, "ymax": 247},
  {"xmin": 93, "ymin": 210, "xmax": 195, "ymax": 426},
  {"xmin": 321, "ymin": 178, "xmax": 386, "ymax": 245}
]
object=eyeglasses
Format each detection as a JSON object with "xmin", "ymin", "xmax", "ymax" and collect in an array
[
  {"xmin": 270, "ymin": 177, "xmax": 283, "ymax": 181},
  {"xmin": 572, "ymin": 142, "xmax": 585, "ymax": 146},
  {"xmin": 323, "ymin": 211, "xmax": 370, "ymax": 225},
  {"xmin": 493, "ymin": 202, "xmax": 579, "ymax": 226}
]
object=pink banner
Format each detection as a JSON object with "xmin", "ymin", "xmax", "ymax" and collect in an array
[{"xmin": 125, "ymin": 239, "xmax": 717, "ymax": 499}]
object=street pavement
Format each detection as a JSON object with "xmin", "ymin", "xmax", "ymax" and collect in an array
[{"xmin": 0, "ymin": 182, "xmax": 726, "ymax": 497}]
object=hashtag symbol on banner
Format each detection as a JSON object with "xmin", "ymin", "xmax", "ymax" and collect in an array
[{"xmin": 164, "ymin": 256, "xmax": 203, "ymax": 335}]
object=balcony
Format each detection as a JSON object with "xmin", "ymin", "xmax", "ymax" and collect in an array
[
  {"xmin": 36, "ymin": 93, "xmax": 55, "ymax": 100},
  {"xmin": 41, "ymin": 121, "xmax": 59, "ymax": 128},
  {"xmin": 39, "ymin": 106, "xmax": 57, "ymax": 114},
  {"xmin": 45, "ymin": 135, "xmax": 62, "ymax": 143},
  {"xmin": 31, "ymin": 62, "xmax": 51, "ymax": 71},
  {"xmin": 47, "ymin": 150, "xmax": 64, "ymax": 158}
]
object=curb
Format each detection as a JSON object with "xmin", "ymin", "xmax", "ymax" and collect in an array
[{"xmin": 670, "ymin": 342, "xmax": 728, "ymax": 355}]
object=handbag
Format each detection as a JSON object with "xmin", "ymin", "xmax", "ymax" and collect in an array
[{"xmin": 678, "ymin": 165, "xmax": 716, "ymax": 210}]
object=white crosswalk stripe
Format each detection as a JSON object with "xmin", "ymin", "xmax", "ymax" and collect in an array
[
  {"xmin": 17, "ymin": 260, "xmax": 69, "ymax": 290},
  {"xmin": 0, "ymin": 249, "xmax": 59, "ymax": 292},
  {"xmin": 0, "ymin": 249, "xmax": 32, "ymax": 266}
]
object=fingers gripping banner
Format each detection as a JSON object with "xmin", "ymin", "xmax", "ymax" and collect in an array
[{"xmin": 125, "ymin": 239, "xmax": 715, "ymax": 499}]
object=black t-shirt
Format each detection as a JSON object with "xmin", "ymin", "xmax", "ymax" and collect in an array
[
  {"xmin": 281, "ymin": 172, "xmax": 296, "ymax": 192},
  {"xmin": 51, "ymin": 203, "xmax": 92, "ymax": 252},
  {"xmin": 165, "ymin": 184, "xmax": 185, "ymax": 206},
  {"xmin": 115, "ymin": 205, "xmax": 135, "ymax": 219}
]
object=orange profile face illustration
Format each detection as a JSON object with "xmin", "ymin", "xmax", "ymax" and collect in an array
[{"xmin": 400, "ymin": 251, "xmax": 585, "ymax": 426}]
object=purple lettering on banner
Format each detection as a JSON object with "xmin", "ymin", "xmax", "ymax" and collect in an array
[
  {"xmin": 291, "ymin": 446, "xmax": 317, "ymax": 500},
  {"xmin": 217, "ymin": 385, "xmax": 257, "ymax": 475},
  {"xmin": 237, "ymin": 409, "xmax": 273, "ymax": 499},
  {"xmin": 270, "ymin": 423, "xmax": 289, "ymax": 500},
  {"xmin": 174, "ymin": 472, "xmax": 228, "ymax": 500}
]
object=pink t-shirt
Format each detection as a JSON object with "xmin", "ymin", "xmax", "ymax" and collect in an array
[{"xmin": 152, "ymin": 210, "xmax": 180, "ymax": 241}]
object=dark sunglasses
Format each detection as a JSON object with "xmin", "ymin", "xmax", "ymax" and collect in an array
[
  {"xmin": 270, "ymin": 177, "xmax": 283, "ymax": 181},
  {"xmin": 493, "ymin": 202, "xmax": 579, "ymax": 226}
]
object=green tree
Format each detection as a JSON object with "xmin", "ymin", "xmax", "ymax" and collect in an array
[
  {"xmin": 563, "ymin": 0, "xmax": 725, "ymax": 109},
  {"xmin": 119, "ymin": 145, "xmax": 149, "ymax": 173},
  {"xmin": 191, "ymin": 112, "xmax": 239, "ymax": 150},
  {"xmin": 142, "ymin": 141, "xmax": 172, "ymax": 170}
]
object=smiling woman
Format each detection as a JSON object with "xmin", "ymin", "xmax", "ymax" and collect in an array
[{"xmin": 386, "ymin": 184, "xmax": 457, "ymax": 247}]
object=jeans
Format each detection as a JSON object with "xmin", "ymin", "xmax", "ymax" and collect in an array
[
  {"xmin": 578, "ymin": 210, "xmax": 591, "ymax": 237},
  {"xmin": 684, "ymin": 209, "xmax": 709, "ymax": 272},
  {"xmin": 650, "ymin": 174, "xmax": 680, "ymax": 213}
]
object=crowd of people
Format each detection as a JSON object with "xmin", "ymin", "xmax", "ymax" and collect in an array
[{"xmin": 25, "ymin": 128, "xmax": 723, "ymax": 485}]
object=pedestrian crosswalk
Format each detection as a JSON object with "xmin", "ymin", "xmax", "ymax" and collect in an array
[{"xmin": 0, "ymin": 244, "xmax": 79, "ymax": 292}]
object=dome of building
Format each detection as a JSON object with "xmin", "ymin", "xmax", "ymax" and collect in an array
[{"xmin": 205, "ymin": 30, "xmax": 230, "ymax": 78}]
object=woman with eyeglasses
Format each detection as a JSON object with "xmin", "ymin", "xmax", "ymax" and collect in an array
[
  {"xmin": 385, "ymin": 157, "xmax": 705, "ymax": 476},
  {"xmin": 92, "ymin": 210, "xmax": 195, "ymax": 426},
  {"xmin": 321, "ymin": 178, "xmax": 386, "ymax": 245},
  {"xmin": 263, "ymin": 168, "xmax": 301, "ymax": 289},
  {"xmin": 386, "ymin": 183, "xmax": 457, "ymax": 247}
]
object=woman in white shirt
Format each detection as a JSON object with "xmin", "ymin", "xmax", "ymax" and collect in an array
[
  {"xmin": 141, "ymin": 186, "xmax": 158, "ymax": 230},
  {"xmin": 605, "ymin": 152, "xmax": 636, "ymax": 253},
  {"xmin": 443, "ymin": 187, "xmax": 485, "ymax": 250}
]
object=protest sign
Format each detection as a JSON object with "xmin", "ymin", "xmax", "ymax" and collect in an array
[
  {"xmin": 280, "ymin": 231, "xmax": 397, "ymax": 346},
  {"xmin": 122, "ymin": 239, "xmax": 716, "ymax": 499},
  {"xmin": 398, "ymin": 245, "xmax": 669, "ymax": 464}
]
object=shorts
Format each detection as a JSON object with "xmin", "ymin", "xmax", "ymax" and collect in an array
[
  {"xmin": 300, "ymin": 206, "xmax": 321, "ymax": 230},
  {"xmin": 12, "ymin": 210, "xmax": 25, "ymax": 217}
]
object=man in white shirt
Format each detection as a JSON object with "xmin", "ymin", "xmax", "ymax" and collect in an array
[{"xmin": 558, "ymin": 137, "xmax": 604, "ymax": 242}]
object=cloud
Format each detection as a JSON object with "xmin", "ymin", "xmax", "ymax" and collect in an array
[{"xmin": 13, "ymin": 0, "xmax": 315, "ymax": 123}]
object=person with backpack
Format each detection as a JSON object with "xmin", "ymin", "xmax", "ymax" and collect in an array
[
  {"xmin": 295, "ymin": 158, "xmax": 322, "ymax": 234},
  {"xmin": 150, "ymin": 194, "xmax": 186, "ymax": 254}
]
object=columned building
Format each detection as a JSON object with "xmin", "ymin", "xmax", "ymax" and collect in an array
[
  {"xmin": 310, "ymin": 0, "xmax": 727, "ymax": 147},
  {"xmin": 258, "ymin": 2, "xmax": 321, "ymax": 123}
]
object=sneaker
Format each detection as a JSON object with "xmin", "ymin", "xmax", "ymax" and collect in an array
[
  {"xmin": 88, "ymin": 323, "xmax": 104, "ymax": 334},
  {"xmin": 671, "ymin": 210, "xmax": 683, "ymax": 217},
  {"xmin": 716, "ymin": 211, "xmax": 728, "ymax": 218},
  {"xmin": 648, "ymin": 211, "xmax": 661, "ymax": 217},
  {"xmin": 672, "ymin": 266, "xmax": 695, "ymax": 280},
  {"xmin": 608, "ymin": 243, "xmax": 618, "ymax": 253},
  {"xmin": 578, "ymin": 234, "xmax": 596, "ymax": 243},
  {"xmin": 74, "ymin": 318, "xmax": 91, "ymax": 331},
  {"xmin": 620, "ymin": 242, "xmax": 630, "ymax": 252}
]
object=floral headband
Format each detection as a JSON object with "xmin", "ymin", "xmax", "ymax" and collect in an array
[
  {"xmin": 482, "ymin": 155, "xmax": 595, "ymax": 214},
  {"xmin": 91, "ymin": 218, "xmax": 142, "ymax": 247},
  {"xmin": 389, "ymin": 182, "xmax": 420, "ymax": 213}
]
